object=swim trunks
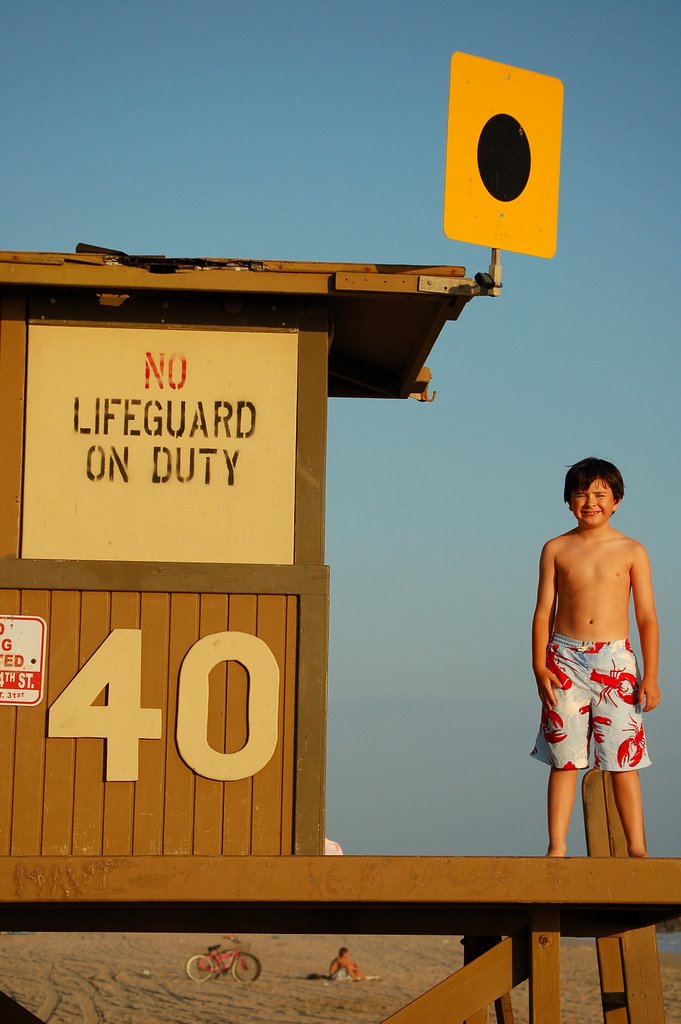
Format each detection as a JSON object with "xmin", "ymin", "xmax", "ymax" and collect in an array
[{"xmin": 530, "ymin": 633, "xmax": 651, "ymax": 772}]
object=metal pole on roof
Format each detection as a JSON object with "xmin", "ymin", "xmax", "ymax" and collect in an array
[{"xmin": 489, "ymin": 248, "xmax": 502, "ymax": 295}]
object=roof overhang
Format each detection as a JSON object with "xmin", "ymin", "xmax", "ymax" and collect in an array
[{"xmin": 0, "ymin": 249, "xmax": 480, "ymax": 399}]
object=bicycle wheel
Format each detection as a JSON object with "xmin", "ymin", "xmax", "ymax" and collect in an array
[
  {"xmin": 185, "ymin": 954, "xmax": 216, "ymax": 982},
  {"xmin": 231, "ymin": 952, "xmax": 261, "ymax": 982}
]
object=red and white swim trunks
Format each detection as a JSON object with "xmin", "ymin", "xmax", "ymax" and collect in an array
[{"xmin": 530, "ymin": 632, "xmax": 651, "ymax": 772}]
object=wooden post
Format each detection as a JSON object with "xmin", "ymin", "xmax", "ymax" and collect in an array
[
  {"xmin": 528, "ymin": 905, "xmax": 560, "ymax": 1024},
  {"xmin": 583, "ymin": 769, "xmax": 666, "ymax": 1024},
  {"xmin": 583, "ymin": 769, "xmax": 628, "ymax": 1023},
  {"xmin": 462, "ymin": 936, "xmax": 491, "ymax": 1024},
  {"xmin": 620, "ymin": 928, "xmax": 667, "ymax": 1022}
]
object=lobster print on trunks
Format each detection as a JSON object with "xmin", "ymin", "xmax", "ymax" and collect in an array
[{"xmin": 530, "ymin": 634, "xmax": 651, "ymax": 772}]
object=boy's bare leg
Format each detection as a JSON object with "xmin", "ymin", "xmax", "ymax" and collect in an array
[
  {"xmin": 546, "ymin": 767, "xmax": 579, "ymax": 856},
  {"xmin": 609, "ymin": 770, "xmax": 648, "ymax": 856}
]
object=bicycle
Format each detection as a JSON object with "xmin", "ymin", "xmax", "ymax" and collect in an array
[{"xmin": 185, "ymin": 938, "xmax": 261, "ymax": 983}]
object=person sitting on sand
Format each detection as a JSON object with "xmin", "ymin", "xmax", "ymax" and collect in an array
[{"xmin": 328, "ymin": 947, "xmax": 365, "ymax": 981}]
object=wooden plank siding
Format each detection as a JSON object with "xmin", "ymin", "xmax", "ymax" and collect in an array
[
  {"xmin": 103, "ymin": 591, "xmax": 141, "ymax": 856},
  {"xmin": 72, "ymin": 591, "xmax": 110, "ymax": 855},
  {"xmin": 0, "ymin": 590, "xmax": 21, "ymax": 855},
  {"xmin": 0, "ymin": 295, "xmax": 26, "ymax": 557},
  {"xmin": 193, "ymin": 593, "xmax": 229, "ymax": 856},
  {"xmin": 133, "ymin": 593, "xmax": 170, "ymax": 855},
  {"xmin": 0, "ymin": 589, "xmax": 300, "ymax": 859},
  {"xmin": 223, "ymin": 594, "xmax": 257, "ymax": 854},
  {"xmin": 10, "ymin": 590, "xmax": 51, "ymax": 855},
  {"xmin": 281, "ymin": 595, "xmax": 299, "ymax": 853},
  {"xmin": 41, "ymin": 590, "xmax": 80, "ymax": 855}
]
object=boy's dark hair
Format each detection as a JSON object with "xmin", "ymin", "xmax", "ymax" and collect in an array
[{"xmin": 563, "ymin": 457, "xmax": 624, "ymax": 504}]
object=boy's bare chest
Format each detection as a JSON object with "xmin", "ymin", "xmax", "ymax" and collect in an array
[{"xmin": 556, "ymin": 550, "xmax": 630, "ymax": 593}]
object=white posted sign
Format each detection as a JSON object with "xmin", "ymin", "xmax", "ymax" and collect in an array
[{"xmin": 0, "ymin": 616, "xmax": 47, "ymax": 706}]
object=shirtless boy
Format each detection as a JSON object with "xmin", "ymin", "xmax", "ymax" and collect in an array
[{"xmin": 531, "ymin": 457, "xmax": 660, "ymax": 857}]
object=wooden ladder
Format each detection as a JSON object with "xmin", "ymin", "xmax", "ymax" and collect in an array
[{"xmin": 582, "ymin": 767, "xmax": 667, "ymax": 1023}]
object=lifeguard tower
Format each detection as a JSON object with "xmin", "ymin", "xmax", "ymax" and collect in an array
[
  {"xmin": 1, "ymin": 54, "xmax": 680, "ymax": 1024},
  {"xmin": 0, "ymin": 247, "xmax": 471, "ymax": 866}
]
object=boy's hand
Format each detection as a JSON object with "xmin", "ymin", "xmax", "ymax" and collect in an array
[
  {"xmin": 639, "ymin": 676, "xmax": 661, "ymax": 712},
  {"xmin": 534, "ymin": 669, "xmax": 561, "ymax": 708}
]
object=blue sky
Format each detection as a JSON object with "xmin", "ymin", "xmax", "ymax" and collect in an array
[{"xmin": 3, "ymin": 0, "xmax": 680, "ymax": 856}]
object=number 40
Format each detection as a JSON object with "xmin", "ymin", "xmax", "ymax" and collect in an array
[{"xmin": 48, "ymin": 629, "xmax": 280, "ymax": 782}]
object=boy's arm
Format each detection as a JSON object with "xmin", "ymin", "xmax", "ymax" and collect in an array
[
  {"xmin": 631, "ymin": 543, "xmax": 660, "ymax": 711},
  {"xmin": 532, "ymin": 541, "xmax": 561, "ymax": 708}
]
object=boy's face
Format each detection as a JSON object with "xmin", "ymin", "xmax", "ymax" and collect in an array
[{"xmin": 568, "ymin": 478, "xmax": 620, "ymax": 529}]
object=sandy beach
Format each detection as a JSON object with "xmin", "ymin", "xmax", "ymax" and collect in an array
[{"xmin": 1, "ymin": 930, "xmax": 681, "ymax": 1023}]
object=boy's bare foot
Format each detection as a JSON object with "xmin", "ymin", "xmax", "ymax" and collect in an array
[
  {"xmin": 628, "ymin": 848, "xmax": 648, "ymax": 858},
  {"xmin": 546, "ymin": 845, "xmax": 567, "ymax": 857}
]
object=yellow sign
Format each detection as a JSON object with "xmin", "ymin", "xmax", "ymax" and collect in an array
[
  {"xmin": 22, "ymin": 325, "xmax": 299, "ymax": 564},
  {"xmin": 443, "ymin": 52, "xmax": 563, "ymax": 258}
]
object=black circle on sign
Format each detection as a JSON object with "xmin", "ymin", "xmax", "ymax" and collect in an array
[{"xmin": 477, "ymin": 113, "xmax": 531, "ymax": 202}]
